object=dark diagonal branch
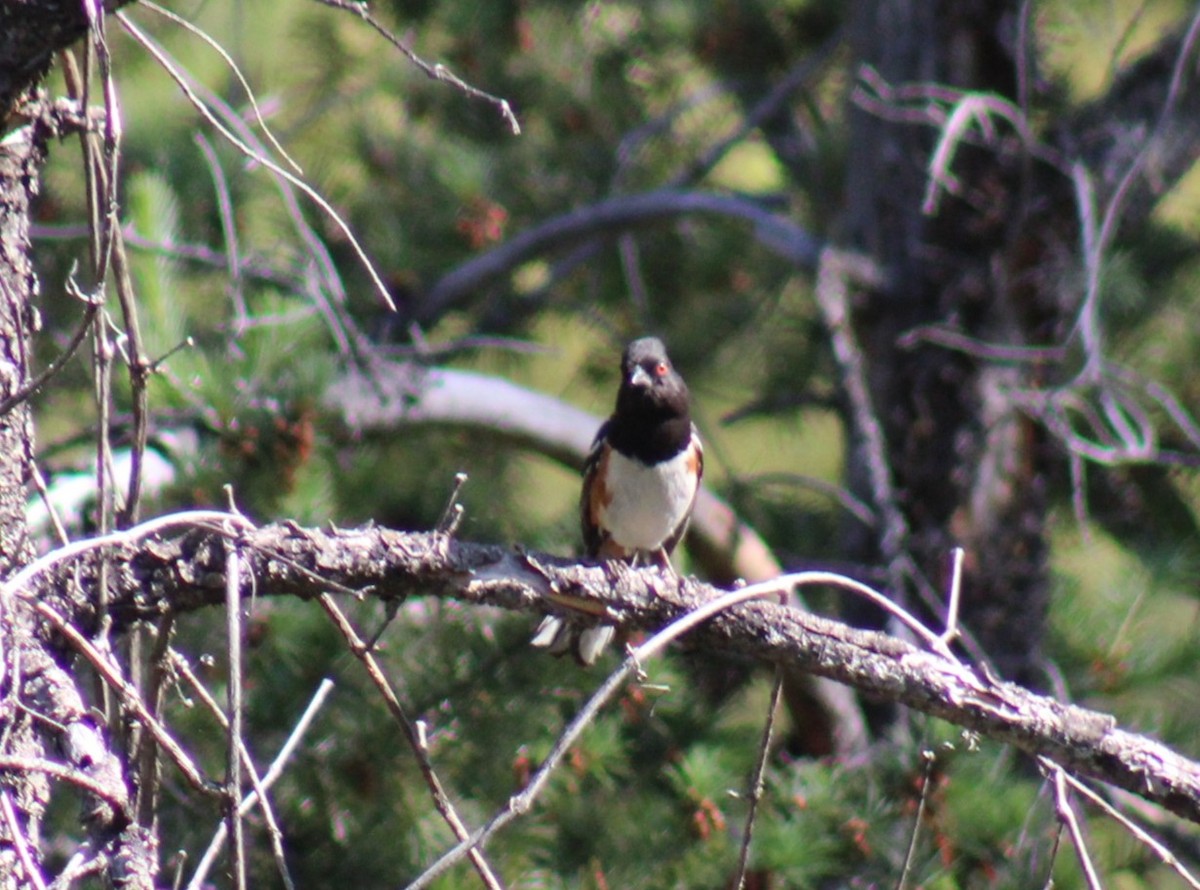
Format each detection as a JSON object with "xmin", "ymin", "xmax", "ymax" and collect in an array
[{"xmin": 419, "ymin": 190, "xmax": 824, "ymax": 321}]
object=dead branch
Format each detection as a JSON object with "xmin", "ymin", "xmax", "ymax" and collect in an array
[
  {"xmin": 419, "ymin": 189, "xmax": 824, "ymax": 321},
  {"xmin": 18, "ymin": 520, "xmax": 1200, "ymax": 826}
]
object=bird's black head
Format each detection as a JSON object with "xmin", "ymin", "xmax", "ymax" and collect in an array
[{"xmin": 613, "ymin": 336, "xmax": 690, "ymax": 430}]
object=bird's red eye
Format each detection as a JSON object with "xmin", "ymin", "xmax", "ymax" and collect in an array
[{"xmin": 654, "ymin": 361, "xmax": 669, "ymax": 376}]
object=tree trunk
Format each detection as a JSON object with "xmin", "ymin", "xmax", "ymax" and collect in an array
[{"xmin": 841, "ymin": 0, "xmax": 1051, "ymax": 685}]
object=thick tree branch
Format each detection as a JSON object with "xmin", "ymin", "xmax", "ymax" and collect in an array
[{"xmin": 23, "ymin": 521, "xmax": 1200, "ymax": 825}]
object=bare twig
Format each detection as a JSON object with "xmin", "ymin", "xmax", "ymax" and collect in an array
[
  {"xmin": 317, "ymin": 594, "xmax": 506, "ymax": 890},
  {"xmin": 311, "ymin": 0, "xmax": 521, "ymax": 135},
  {"xmin": 738, "ymin": 471, "xmax": 878, "ymax": 530},
  {"xmin": 0, "ymin": 756, "xmax": 127, "ymax": 806},
  {"xmin": 922, "ymin": 92, "xmax": 1038, "ymax": 215},
  {"xmin": 49, "ymin": 846, "xmax": 106, "ymax": 890},
  {"xmin": 186, "ymin": 679, "xmax": 334, "ymax": 890},
  {"xmin": 1053, "ymin": 767, "xmax": 1103, "ymax": 890},
  {"xmin": 24, "ymin": 599, "xmax": 216, "ymax": 798},
  {"xmin": 733, "ymin": 665, "xmax": 784, "ymax": 890},
  {"xmin": 896, "ymin": 750, "xmax": 937, "ymax": 890},
  {"xmin": 224, "ymin": 541, "xmax": 246, "ymax": 890},
  {"xmin": 117, "ymin": 11, "xmax": 397, "ymax": 313},
  {"xmin": 940, "ymin": 547, "xmax": 965, "ymax": 645},
  {"xmin": 28, "ymin": 463, "xmax": 71, "ymax": 548},
  {"xmin": 436, "ymin": 472, "xmax": 469, "ymax": 534},
  {"xmin": 134, "ymin": 614, "xmax": 174, "ymax": 828},
  {"xmin": 170, "ymin": 652, "xmax": 296, "ymax": 890},
  {"xmin": 422, "ymin": 190, "xmax": 823, "ymax": 320},
  {"xmin": 194, "ymin": 132, "xmax": 249, "ymax": 333},
  {"xmin": 1, "ymin": 789, "xmax": 48, "ymax": 890},
  {"xmin": 815, "ymin": 247, "xmax": 910, "ymax": 597},
  {"xmin": 1053, "ymin": 767, "xmax": 1200, "ymax": 890},
  {"xmin": 0, "ymin": 290, "xmax": 99, "ymax": 416},
  {"xmin": 138, "ymin": 0, "xmax": 304, "ymax": 175}
]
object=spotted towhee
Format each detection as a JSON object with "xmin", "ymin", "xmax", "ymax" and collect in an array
[{"xmin": 532, "ymin": 336, "xmax": 703, "ymax": 664}]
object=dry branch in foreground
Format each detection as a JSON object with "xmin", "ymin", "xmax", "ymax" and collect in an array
[{"xmin": 17, "ymin": 519, "xmax": 1200, "ymax": 826}]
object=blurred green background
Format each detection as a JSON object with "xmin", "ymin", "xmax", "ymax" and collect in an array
[{"xmin": 26, "ymin": 0, "xmax": 1200, "ymax": 886}]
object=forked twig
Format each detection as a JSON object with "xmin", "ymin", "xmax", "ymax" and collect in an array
[
  {"xmin": 186, "ymin": 679, "xmax": 335, "ymax": 890},
  {"xmin": 25, "ymin": 598, "xmax": 216, "ymax": 798},
  {"xmin": 117, "ymin": 11, "xmax": 397, "ymax": 312},
  {"xmin": 1047, "ymin": 762, "xmax": 1200, "ymax": 890},
  {"xmin": 311, "ymin": 0, "xmax": 520, "ymax": 135},
  {"xmin": 1052, "ymin": 767, "xmax": 1103, "ymax": 890},
  {"xmin": 317, "ymin": 594, "xmax": 506, "ymax": 890},
  {"xmin": 138, "ymin": 0, "xmax": 304, "ymax": 175},
  {"xmin": 171, "ymin": 651, "xmax": 296, "ymax": 890}
]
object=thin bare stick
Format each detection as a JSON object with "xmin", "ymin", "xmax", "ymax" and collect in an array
[
  {"xmin": 1, "ymin": 789, "xmax": 47, "ymax": 890},
  {"xmin": 24, "ymin": 599, "xmax": 216, "ymax": 798},
  {"xmin": 1053, "ymin": 766, "xmax": 1200, "ymax": 890},
  {"xmin": 194, "ymin": 133, "xmax": 249, "ymax": 332},
  {"xmin": 815, "ymin": 248, "xmax": 912, "ymax": 601},
  {"xmin": 733, "ymin": 664, "xmax": 784, "ymax": 890},
  {"xmin": 940, "ymin": 547, "xmax": 965, "ymax": 645},
  {"xmin": 170, "ymin": 652, "xmax": 296, "ymax": 890},
  {"xmin": 224, "ymin": 542, "xmax": 246, "ymax": 890},
  {"xmin": 735, "ymin": 471, "xmax": 878, "ymax": 530},
  {"xmin": 135, "ymin": 614, "xmax": 174, "ymax": 828},
  {"xmin": 896, "ymin": 750, "xmax": 937, "ymax": 890},
  {"xmin": 0, "ymin": 756, "xmax": 127, "ymax": 806},
  {"xmin": 0, "ymin": 296, "xmax": 98, "ymax": 416},
  {"xmin": 317, "ymin": 594, "xmax": 506, "ymax": 890},
  {"xmin": 1069, "ymin": 162, "xmax": 1104, "ymax": 383},
  {"xmin": 109, "ymin": 212, "xmax": 151, "ymax": 529},
  {"xmin": 1053, "ymin": 768, "xmax": 1103, "ymax": 890},
  {"xmin": 186, "ymin": 679, "xmax": 335, "ymax": 890},
  {"xmin": 1, "ymin": 796, "xmax": 47, "ymax": 890},
  {"xmin": 436, "ymin": 472, "xmax": 469, "ymax": 533},
  {"xmin": 138, "ymin": 0, "xmax": 304, "ymax": 175},
  {"xmin": 311, "ymin": 0, "xmax": 520, "ymax": 135},
  {"xmin": 28, "ymin": 463, "xmax": 71, "ymax": 547},
  {"xmin": 117, "ymin": 11, "xmax": 397, "ymax": 312},
  {"xmin": 49, "ymin": 847, "xmax": 106, "ymax": 890}
]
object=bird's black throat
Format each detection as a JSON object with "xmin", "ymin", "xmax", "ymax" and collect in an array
[{"xmin": 607, "ymin": 397, "xmax": 692, "ymax": 465}]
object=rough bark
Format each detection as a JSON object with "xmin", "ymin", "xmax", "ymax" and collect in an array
[
  {"xmin": 1, "ymin": 3, "xmax": 142, "ymax": 885},
  {"xmin": 12, "ymin": 521, "xmax": 1200, "ymax": 825},
  {"xmin": 0, "ymin": 63, "xmax": 45, "ymax": 890},
  {"xmin": 839, "ymin": 1, "xmax": 1200, "ymax": 688}
]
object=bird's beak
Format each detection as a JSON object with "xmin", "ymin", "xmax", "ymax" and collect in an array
[{"xmin": 628, "ymin": 365, "xmax": 652, "ymax": 388}]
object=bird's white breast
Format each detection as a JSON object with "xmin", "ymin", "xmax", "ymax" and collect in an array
[{"xmin": 600, "ymin": 446, "xmax": 698, "ymax": 552}]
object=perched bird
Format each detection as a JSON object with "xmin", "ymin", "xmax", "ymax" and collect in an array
[{"xmin": 533, "ymin": 336, "xmax": 704, "ymax": 664}]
